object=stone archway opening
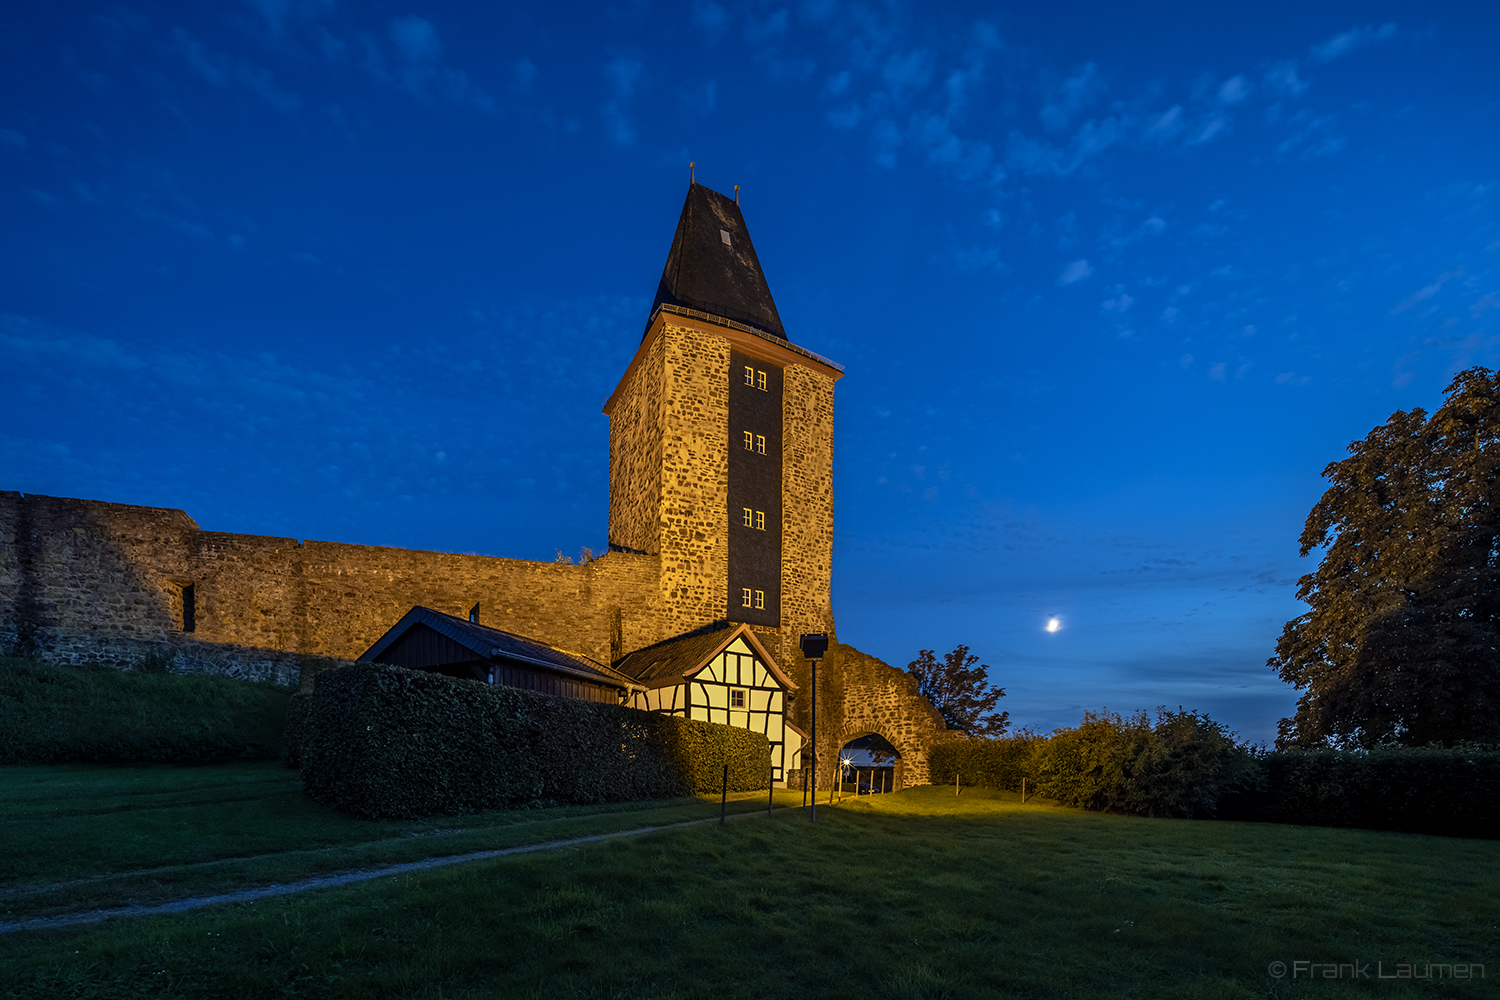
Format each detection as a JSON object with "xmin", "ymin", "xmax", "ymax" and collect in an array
[{"xmin": 839, "ymin": 733, "xmax": 902, "ymax": 795}]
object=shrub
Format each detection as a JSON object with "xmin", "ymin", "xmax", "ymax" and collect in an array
[
  {"xmin": 934, "ymin": 709, "xmax": 1257, "ymax": 819},
  {"xmin": 1225, "ymin": 745, "xmax": 1500, "ymax": 838},
  {"xmin": 296, "ymin": 663, "xmax": 770, "ymax": 819},
  {"xmin": 928, "ymin": 730, "xmax": 1043, "ymax": 791},
  {"xmin": 0, "ymin": 656, "xmax": 289, "ymax": 763}
]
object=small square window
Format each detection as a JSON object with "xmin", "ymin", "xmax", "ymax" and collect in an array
[
  {"xmin": 742, "ymin": 507, "xmax": 753, "ymax": 527},
  {"xmin": 743, "ymin": 430, "xmax": 754, "ymax": 450},
  {"xmin": 754, "ymin": 589, "xmax": 765, "ymax": 610},
  {"xmin": 756, "ymin": 370, "xmax": 766, "ymax": 391},
  {"xmin": 755, "ymin": 435, "xmax": 766, "ymax": 455},
  {"xmin": 741, "ymin": 587, "xmax": 753, "ymax": 608},
  {"xmin": 721, "ymin": 229, "xmax": 732, "ymax": 246},
  {"xmin": 755, "ymin": 510, "xmax": 765, "ymax": 530},
  {"xmin": 730, "ymin": 688, "xmax": 747, "ymax": 709}
]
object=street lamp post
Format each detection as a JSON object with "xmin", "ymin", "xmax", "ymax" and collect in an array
[{"xmin": 799, "ymin": 633, "xmax": 828, "ymax": 823}]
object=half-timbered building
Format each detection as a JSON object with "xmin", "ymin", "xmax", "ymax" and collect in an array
[{"xmin": 614, "ymin": 623, "xmax": 804, "ymax": 784}]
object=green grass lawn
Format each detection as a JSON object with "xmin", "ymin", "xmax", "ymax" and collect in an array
[
  {"xmin": 2, "ymin": 770, "xmax": 1496, "ymax": 999},
  {"xmin": 0, "ymin": 760, "xmax": 781, "ymax": 922}
]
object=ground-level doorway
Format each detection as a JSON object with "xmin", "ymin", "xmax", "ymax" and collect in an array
[{"xmin": 839, "ymin": 734, "xmax": 901, "ymax": 795}]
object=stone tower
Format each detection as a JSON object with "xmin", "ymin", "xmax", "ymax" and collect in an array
[{"xmin": 602, "ymin": 182, "xmax": 842, "ymax": 671}]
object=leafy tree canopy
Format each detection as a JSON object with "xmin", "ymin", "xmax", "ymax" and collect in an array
[
  {"xmin": 1271, "ymin": 366, "xmax": 1500, "ymax": 748},
  {"xmin": 906, "ymin": 645, "xmax": 1009, "ymax": 737}
]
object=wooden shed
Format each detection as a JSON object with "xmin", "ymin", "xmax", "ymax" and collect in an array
[{"xmin": 360, "ymin": 606, "xmax": 639, "ymax": 705}]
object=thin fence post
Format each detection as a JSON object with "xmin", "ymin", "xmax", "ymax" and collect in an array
[
  {"xmin": 956, "ymin": 771, "xmax": 960, "ymax": 797},
  {"xmin": 720, "ymin": 763, "xmax": 728, "ymax": 825},
  {"xmin": 768, "ymin": 769, "xmax": 774, "ymax": 815}
]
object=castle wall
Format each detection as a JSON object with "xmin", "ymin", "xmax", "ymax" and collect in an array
[
  {"xmin": 654, "ymin": 319, "xmax": 731, "ymax": 635},
  {"xmin": 607, "ymin": 329, "xmax": 665, "ymax": 556},
  {"xmin": 0, "ymin": 492, "xmax": 662, "ymax": 686},
  {"xmin": 772, "ymin": 362, "xmax": 837, "ymax": 673}
]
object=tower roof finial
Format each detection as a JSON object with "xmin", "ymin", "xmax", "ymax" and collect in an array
[{"xmin": 690, "ymin": 161, "xmax": 695, "ymax": 185}]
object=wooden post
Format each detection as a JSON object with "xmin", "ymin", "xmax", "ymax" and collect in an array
[
  {"xmin": 1021, "ymin": 778, "xmax": 1027, "ymax": 804},
  {"xmin": 720, "ymin": 763, "xmax": 728, "ymax": 825},
  {"xmin": 956, "ymin": 772, "xmax": 960, "ymax": 797},
  {"xmin": 768, "ymin": 770, "xmax": 774, "ymax": 815}
]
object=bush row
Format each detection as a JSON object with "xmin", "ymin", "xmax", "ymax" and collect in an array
[
  {"xmin": 294, "ymin": 663, "xmax": 770, "ymax": 819},
  {"xmin": 930, "ymin": 710, "xmax": 1500, "ymax": 836},
  {"xmin": 0, "ymin": 656, "xmax": 289, "ymax": 764},
  {"xmin": 931, "ymin": 710, "xmax": 1253, "ymax": 819}
]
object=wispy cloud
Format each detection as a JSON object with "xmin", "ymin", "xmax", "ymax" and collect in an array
[
  {"xmin": 1393, "ymin": 268, "xmax": 1464, "ymax": 313},
  {"xmin": 1311, "ymin": 24, "xmax": 1397, "ymax": 63},
  {"xmin": 1059, "ymin": 259, "xmax": 1093, "ymax": 284},
  {"xmin": 601, "ymin": 56, "xmax": 643, "ymax": 147},
  {"xmin": 170, "ymin": 28, "xmax": 303, "ymax": 115}
]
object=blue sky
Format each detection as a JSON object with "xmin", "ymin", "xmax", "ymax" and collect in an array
[{"xmin": 3, "ymin": 1, "xmax": 1497, "ymax": 744}]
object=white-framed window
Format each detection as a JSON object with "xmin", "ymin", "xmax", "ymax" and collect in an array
[
  {"xmin": 721, "ymin": 229, "xmax": 732, "ymax": 246},
  {"xmin": 743, "ymin": 430, "xmax": 754, "ymax": 450},
  {"xmin": 757, "ymin": 370, "xmax": 767, "ymax": 391},
  {"xmin": 744, "ymin": 365, "xmax": 755, "ymax": 386},
  {"xmin": 741, "ymin": 587, "xmax": 753, "ymax": 608},
  {"xmin": 754, "ymin": 590, "xmax": 765, "ymax": 610},
  {"xmin": 730, "ymin": 688, "xmax": 747, "ymax": 709},
  {"xmin": 755, "ymin": 510, "xmax": 765, "ymax": 530},
  {"xmin": 756, "ymin": 434, "xmax": 766, "ymax": 454},
  {"xmin": 743, "ymin": 507, "xmax": 754, "ymax": 527}
]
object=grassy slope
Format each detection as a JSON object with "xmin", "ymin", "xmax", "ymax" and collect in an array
[
  {"xmin": 2, "ymin": 780, "xmax": 1496, "ymax": 999},
  {"xmin": 0, "ymin": 761, "xmax": 781, "ymax": 921},
  {"xmin": 0, "ymin": 657, "xmax": 289, "ymax": 764}
]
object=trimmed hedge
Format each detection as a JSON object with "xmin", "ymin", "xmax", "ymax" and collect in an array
[
  {"xmin": 928, "ymin": 730, "xmax": 1042, "ymax": 792},
  {"xmin": 0, "ymin": 656, "xmax": 289, "ymax": 764},
  {"xmin": 294, "ymin": 663, "xmax": 771, "ymax": 819},
  {"xmin": 1220, "ymin": 746, "xmax": 1500, "ymax": 838}
]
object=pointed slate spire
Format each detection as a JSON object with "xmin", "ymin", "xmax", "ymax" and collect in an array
[{"xmin": 650, "ymin": 182, "xmax": 786, "ymax": 339}]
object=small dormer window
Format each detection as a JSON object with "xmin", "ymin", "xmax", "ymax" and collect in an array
[{"xmin": 720, "ymin": 229, "xmax": 732, "ymax": 246}]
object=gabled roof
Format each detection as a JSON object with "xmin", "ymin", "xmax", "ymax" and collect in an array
[
  {"xmin": 613, "ymin": 622, "xmax": 798, "ymax": 691},
  {"xmin": 360, "ymin": 606, "xmax": 637, "ymax": 691},
  {"xmin": 650, "ymin": 183, "xmax": 786, "ymax": 339}
]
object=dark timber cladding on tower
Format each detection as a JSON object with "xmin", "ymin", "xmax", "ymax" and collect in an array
[
  {"xmin": 729, "ymin": 349, "xmax": 781, "ymax": 626},
  {"xmin": 653, "ymin": 182, "xmax": 787, "ymax": 626}
]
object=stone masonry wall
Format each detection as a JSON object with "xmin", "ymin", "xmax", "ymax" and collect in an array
[
  {"xmin": 607, "ymin": 329, "xmax": 665, "ymax": 556},
  {"xmin": 772, "ymin": 362, "xmax": 837, "ymax": 675},
  {"xmin": 654, "ymin": 320, "xmax": 731, "ymax": 636},
  {"xmin": 0, "ymin": 492, "xmax": 663, "ymax": 687}
]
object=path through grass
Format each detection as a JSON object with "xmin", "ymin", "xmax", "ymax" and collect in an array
[
  {"xmin": 0, "ymin": 761, "xmax": 786, "ymax": 922},
  {"xmin": 3, "ymin": 776, "xmax": 1496, "ymax": 999}
]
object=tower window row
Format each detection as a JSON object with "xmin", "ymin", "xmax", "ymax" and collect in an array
[
  {"xmin": 741, "ymin": 431, "xmax": 766, "ymax": 454},
  {"xmin": 743, "ymin": 365, "xmax": 768, "ymax": 391},
  {"xmin": 740, "ymin": 588, "xmax": 766, "ymax": 610},
  {"xmin": 741, "ymin": 508, "xmax": 767, "ymax": 530}
]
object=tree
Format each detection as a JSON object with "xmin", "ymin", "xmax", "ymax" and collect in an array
[
  {"xmin": 906, "ymin": 645, "xmax": 1010, "ymax": 737},
  {"xmin": 1271, "ymin": 367, "xmax": 1500, "ymax": 748}
]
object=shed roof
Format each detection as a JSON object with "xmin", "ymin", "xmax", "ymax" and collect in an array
[
  {"xmin": 360, "ymin": 606, "xmax": 636, "ymax": 691},
  {"xmin": 613, "ymin": 622, "xmax": 797, "ymax": 690},
  {"xmin": 650, "ymin": 183, "xmax": 785, "ymax": 339}
]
